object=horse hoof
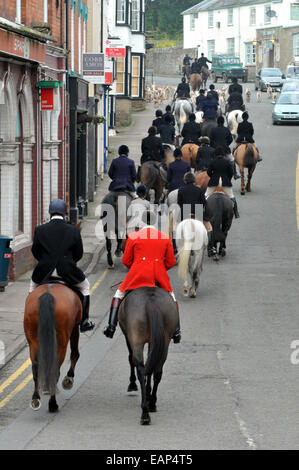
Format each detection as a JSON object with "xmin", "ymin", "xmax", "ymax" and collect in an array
[
  {"xmin": 221, "ymin": 249, "xmax": 226, "ymax": 257},
  {"xmin": 189, "ymin": 291, "xmax": 196, "ymax": 298},
  {"xmin": 49, "ymin": 402, "xmax": 59, "ymax": 413},
  {"xmin": 62, "ymin": 376, "xmax": 74, "ymax": 390},
  {"xmin": 127, "ymin": 383, "xmax": 138, "ymax": 392},
  {"xmin": 240, "ymin": 191, "xmax": 245, "ymax": 195},
  {"xmin": 246, "ymin": 187, "xmax": 251, "ymax": 192},
  {"xmin": 149, "ymin": 404, "xmax": 157, "ymax": 413},
  {"xmin": 213, "ymin": 254, "xmax": 219, "ymax": 262},
  {"xmin": 115, "ymin": 249, "xmax": 122, "ymax": 258},
  {"xmin": 30, "ymin": 398, "xmax": 41, "ymax": 411},
  {"xmin": 107, "ymin": 264, "xmax": 115, "ymax": 269},
  {"xmin": 140, "ymin": 415, "xmax": 151, "ymax": 425},
  {"xmin": 184, "ymin": 290, "xmax": 188, "ymax": 297}
]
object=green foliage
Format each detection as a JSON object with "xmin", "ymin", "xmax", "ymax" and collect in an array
[{"xmin": 145, "ymin": 0, "xmax": 200, "ymax": 39}]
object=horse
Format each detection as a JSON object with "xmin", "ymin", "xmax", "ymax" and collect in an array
[
  {"xmin": 100, "ymin": 191, "xmax": 133, "ymax": 268},
  {"xmin": 140, "ymin": 161, "xmax": 166, "ymax": 205},
  {"xmin": 201, "ymin": 66, "xmax": 210, "ymax": 89},
  {"xmin": 200, "ymin": 118, "xmax": 217, "ymax": 139},
  {"xmin": 182, "ymin": 64, "xmax": 191, "ymax": 81},
  {"xmin": 24, "ymin": 283, "xmax": 82, "ymax": 412},
  {"xmin": 174, "ymin": 99, "xmax": 193, "ymax": 135},
  {"xmin": 176, "ymin": 218, "xmax": 208, "ymax": 297},
  {"xmin": 205, "ymin": 190, "xmax": 234, "ymax": 260},
  {"xmin": 227, "ymin": 110, "xmax": 243, "ymax": 140},
  {"xmin": 181, "ymin": 143, "xmax": 199, "ymax": 169},
  {"xmin": 189, "ymin": 73, "xmax": 202, "ymax": 92},
  {"xmin": 195, "ymin": 170, "xmax": 210, "ymax": 193},
  {"xmin": 233, "ymin": 143, "xmax": 259, "ymax": 195},
  {"xmin": 118, "ymin": 287, "xmax": 178, "ymax": 425}
]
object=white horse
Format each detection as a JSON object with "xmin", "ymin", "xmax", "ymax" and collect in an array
[
  {"xmin": 227, "ymin": 110, "xmax": 243, "ymax": 140},
  {"xmin": 176, "ymin": 218, "xmax": 208, "ymax": 298},
  {"xmin": 174, "ymin": 99, "xmax": 193, "ymax": 135}
]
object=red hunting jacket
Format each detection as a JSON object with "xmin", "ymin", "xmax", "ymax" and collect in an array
[{"xmin": 119, "ymin": 227, "xmax": 176, "ymax": 293}]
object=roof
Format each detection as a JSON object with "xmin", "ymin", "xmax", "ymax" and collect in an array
[{"xmin": 182, "ymin": 0, "xmax": 271, "ymax": 15}]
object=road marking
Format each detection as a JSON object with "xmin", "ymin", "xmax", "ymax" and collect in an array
[
  {"xmin": 0, "ymin": 269, "xmax": 109, "ymax": 408},
  {"xmin": 296, "ymin": 151, "xmax": 299, "ymax": 232},
  {"xmin": 0, "ymin": 374, "xmax": 32, "ymax": 409}
]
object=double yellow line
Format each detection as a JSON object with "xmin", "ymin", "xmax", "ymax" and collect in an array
[{"xmin": 0, "ymin": 268, "xmax": 109, "ymax": 409}]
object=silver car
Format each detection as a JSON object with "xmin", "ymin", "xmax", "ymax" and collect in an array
[
  {"xmin": 255, "ymin": 68, "xmax": 285, "ymax": 92},
  {"xmin": 272, "ymin": 91, "xmax": 299, "ymax": 125}
]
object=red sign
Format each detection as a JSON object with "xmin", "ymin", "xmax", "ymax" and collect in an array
[
  {"xmin": 106, "ymin": 47, "xmax": 126, "ymax": 58},
  {"xmin": 41, "ymin": 88, "xmax": 54, "ymax": 110},
  {"xmin": 4, "ymin": 254, "xmax": 11, "ymax": 259},
  {"xmin": 105, "ymin": 72, "xmax": 113, "ymax": 85}
]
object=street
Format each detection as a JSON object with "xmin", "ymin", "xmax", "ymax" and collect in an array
[{"xmin": 0, "ymin": 78, "xmax": 299, "ymax": 451}]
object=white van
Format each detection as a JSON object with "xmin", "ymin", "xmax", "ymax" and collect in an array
[{"xmin": 286, "ymin": 64, "xmax": 299, "ymax": 80}]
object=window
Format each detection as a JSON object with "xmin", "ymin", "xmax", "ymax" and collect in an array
[
  {"xmin": 116, "ymin": 57, "xmax": 125, "ymax": 94},
  {"xmin": 249, "ymin": 7, "xmax": 256, "ymax": 26},
  {"xmin": 208, "ymin": 11, "xmax": 214, "ymax": 28},
  {"xmin": 264, "ymin": 5, "xmax": 271, "ymax": 24},
  {"xmin": 227, "ymin": 38, "xmax": 235, "ymax": 55},
  {"xmin": 117, "ymin": 0, "xmax": 126, "ymax": 23},
  {"xmin": 207, "ymin": 40, "xmax": 215, "ymax": 60},
  {"xmin": 15, "ymin": 105, "xmax": 23, "ymax": 234},
  {"xmin": 43, "ymin": 0, "xmax": 48, "ymax": 23},
  {"xmin": 132, "ymin": 0, "xmax": 140, "ymax": 31},
  {"xmin": 291, "ymin": 3, "xmax": 299, "ymax": 20},
  {"xmin": 131, "ymin": 56, "xmax": 140, "ymax": 97},
  {"xmin": 190, "ymin": 13, "xmax": 197, "ymax": 31},
  {"xmin": 71, "ymin": 7, "xmax": 74, "ymax": 70},
  {"xmin": 227, "ymin": 8, "xmax": 233, "ymax": 26},
  {"xmin": 245, "ymin": 42, "xmax": 256, "ymax": 65},
  {"xmin": 16, "ymin": 0, "xmax": 21, "ymax": 23},
  {"xmin": 78, "ymin": 16, "xmax": 81, "ymax": 74},
  {"xmin": 293, "ymin": 34, "xmax": 299, "ymax": 57}
]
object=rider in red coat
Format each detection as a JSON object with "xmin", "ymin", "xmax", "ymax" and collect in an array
[{"xmin": 103, "ymin": 210, "xmax": 181, "ymax": 343}]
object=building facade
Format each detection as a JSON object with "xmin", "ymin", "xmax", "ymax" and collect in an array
[
  {"xmin": 107, "ymin": 0, "xmax": 146, "ymax": 126},
  {"xmin": 182, "ymin": 0, "xmax": 299, "ymax": 79}
]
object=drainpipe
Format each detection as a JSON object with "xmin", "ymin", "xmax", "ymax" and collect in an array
[{"xmin": 103, "ymin": 85, "xmax": 108, "ymax": 176}]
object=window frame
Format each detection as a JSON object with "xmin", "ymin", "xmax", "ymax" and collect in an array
[
  {"xmin": 264, "ymin": 4, "xmax": 272, "ymax": 24},
  {"xmin": 227, "ymin": 38, "xmax": 235, "ymax": 55},
  {"xmin": 16, "ymin": 0, "xmax": 21, "ymax": 23},
  {"xmin": 249, "ymin": 7, "xmax": 256, "ymax": 26},
  {"xmin": 116, "ymin": 0, "xmax": 127, "ymax": 24},
  {"xmin": 132, "ymin": 0, "xmax": 141, "ymax": 32},
  {"xmin": 293, "ymin": 33, "xmax": 299, "ymax": 57},
  {"xmin": 208, "ymin": 10, "xmax": 214, "ymax": 28},
  {"xmin": 131, "ymin": 55, "xmax": 141, "ymax": 97},
  {"xmin": 190, "ymin": 13, "xmax": 197, "ymax": 31},
  {"xmin": 227, "ymin": 8, "xmax": 233, "ymax": 26},
  {"xmin": 290, "ymin": 3, "xmax": 299, "ymax": 20},
  {"xmin": 207, "ymin": 39, "xmax": 215, "ymax": 60},
  {"xmin": 245, "ymin": 42, "xmax": 256, "ymax": 65}
]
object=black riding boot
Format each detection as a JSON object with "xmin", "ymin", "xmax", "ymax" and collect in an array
[
  {"xmin": 80, "ymin": 296, "xmax": 95, "ymax": 332},
  {"xmin": 172, "ymin": 238, "xmax": 178, "ymax": 255},
  {"xmin": 207, "ymin": 231, "xmax": 216, "ymax": 257},
  {"xmin": 103, "ymin": 297, "xmax": 122, "ymax": 338},
  {"xmin": 231, "ymin": 197, "xmax": 240, "ymax": 218},
  {"xmin": 172, "ymin": 301, "xmax": 181, "ymax": 344}
]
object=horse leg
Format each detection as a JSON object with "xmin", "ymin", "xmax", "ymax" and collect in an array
[
  {"xmin": 106, "ymin": 237, "xmax": 114, "ymax": 268},
  {"xmin": 239, "ymin": 166, "xmax": 246, "ymax": 195},
  {"xmin": 184, "ymin": 280, "xmax": 189, "ymax": 297},
  {"xmin": 246, "ymin": 166, "xmax": 255, "ymax": 192},
  {"xmin": 149, "ymin": 368, "xmax": 163, "ymax": 413},
  {"xmin": 125, "ymin": 336, "xmax": 138, "ymax": 392},
  {"xmin": 30, "ymin": 352, "xmax": 41, "ymax": 411},
  {"xmin": 62, "ymin": 325, "xmax": 80, "ymax": 391},
  {"xmin": 134, "ymin": 347, "xmax": 150, "ymax": 425},
  {"xmin": 48, "ymin": 394, "xmax": 59, "ymax": 413},
  {"xmin": 115, "ymin": 236, "xmax": 123, "ymax": 257}
]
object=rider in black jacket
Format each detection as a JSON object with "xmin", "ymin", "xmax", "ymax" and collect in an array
[
  {"xmin": 196, "ymin": 136, "xmax": 216, "ymax": 171},
  {"xmin": 30, "ymin": 199, "xmax": 95, "ymax": 332},
  {"xmin": 175, "ymin": 77, "xmax": 190, "ymax": 99},
  {"xmin": 181, "ymin": 113, "xmax": 201, "ymax": 146}
]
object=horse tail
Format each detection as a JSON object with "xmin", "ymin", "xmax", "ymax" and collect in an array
[
  {"xmin": 180, "ymin": 104, "xmax": 187, "ymax": 125},
  {"xmin": 213, "ymin": 195, "xmax": 225, "ymax": 242},
  {"xmin": 143, "ymin": 163, "xmax": 158, "ymax": 198},
  {"xmin": 37, "ymin": 292, "xmax": 59, "ymax": 395},
  {"xmin": 231, "ymin": 113, "xmax": 239, "ymax": 136},
  {"xmin": 177, "ymin": 219, "xmax": 195, "ymax": 281},
  {"xmin": 244, "ymin": 144, "xmax": 255, "ymax": 167},
  {"xmin": 145, "ymin": 295, "xmax": 165, "ymax": 376}
]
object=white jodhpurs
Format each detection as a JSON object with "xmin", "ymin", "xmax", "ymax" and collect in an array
[
  {"xmin": 29, "ymin": 271, "xmax": 90, "ymax": 296},
  {"xmin": 114, "ymin": 288, "xmax": 176, "ymax": 302}
]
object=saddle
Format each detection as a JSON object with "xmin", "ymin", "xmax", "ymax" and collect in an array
[{"xmin": 39, "ymin": 277, "xmax": 84, "ymax": 305}]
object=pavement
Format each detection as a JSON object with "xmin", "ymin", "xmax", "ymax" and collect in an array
[{"xmin": 0, "ymin": 101, "xmax": 158, "ymax": 370}]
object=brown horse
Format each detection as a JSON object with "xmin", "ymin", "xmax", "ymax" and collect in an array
[
  {"xmin": 24, "ymin": 283, "xmax": 82, "ymax": 412},
  {"xmin": 234, "ymin": 143, "xmax": 259, "ymax": 195},
  {"xmin": 181, "ymin": 143, "xmax": 199, "ymax": 169},
  {"xmin": 195, "ymin": 170, "xmax": 210, "ymax": 193},
  {"xmin": 140, "ymin": 161, "xmax": 166, "ymax": 204},
  {"xmin": 118, "ymin": 287, "xmax": 178, "ymax": 425},
  {"xmin": 189, "ymin": 73, "xmax": 202, "ymax": 92}
]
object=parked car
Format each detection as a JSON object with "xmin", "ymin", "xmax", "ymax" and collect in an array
[
  {"xmin": 272, "ymin": 91, "xmax": 299, "ymax": 125},
  {"xmin": 285, "ymin": 64, "xmax": 299, "ymax": 80},
  {"xmin": 281, "ymin": 80, "xmax": 299, "ymax": 92},
  {"xmin": 255, "ymin": 68, "xmax": 285, "ymax": 92},
  {"xmin": 211, "ymin": 55, "xmax": 248, "ymax": 83}
]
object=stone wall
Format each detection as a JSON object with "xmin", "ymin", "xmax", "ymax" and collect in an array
[
  {"xmin": 146, "ymin": 46, "xmax": 198, "ymax": 76},
  {"xmin": 115, "ymin": 98, "xmax": 132, "ymax": 127}
]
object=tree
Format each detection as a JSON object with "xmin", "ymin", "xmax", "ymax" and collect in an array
[{"xmin": 145, "ymin": 0, "xmax": 201, "ymax": 39}]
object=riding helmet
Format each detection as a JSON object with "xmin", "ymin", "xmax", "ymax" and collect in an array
[
  {"xmin": 49, "ymin": 199, "xmax": 67, "ymax": 216},
  {"xmin": 118, "ymin": 145, "xmax": 129, "ymax": 155},
  {"xmin": 155, "ymin": 109, "xmax": 163, "ymax": 117}
]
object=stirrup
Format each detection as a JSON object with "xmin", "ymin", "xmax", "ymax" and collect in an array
[
  {"xmin": 80, "ymin": 319, "xmax": 95, "ymax": 332},
  {"xmin": 172, "ymin": 329, "xmax": 181, "ymax": 344}
]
